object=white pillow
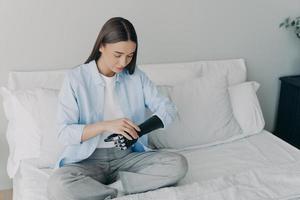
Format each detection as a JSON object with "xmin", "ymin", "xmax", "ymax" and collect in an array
[
  {"xmin": 1, "ymin": 87, "xmax": 41, "ymax": 164},
  {"xmin": 228, "ymin": 81, "xmax": 265, "ymax": 135},
  {"xmin": 149, "ymin": 75, "xmax": 242, "ymax": 149},
  {"xmin": 32, "ymin": 88, "xmax": 65, "ymax": 167},
  {"xmin": 0, "ymin": 87, "xmax": 64, "ymax": 174}
]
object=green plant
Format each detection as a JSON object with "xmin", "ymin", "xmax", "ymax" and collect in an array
[{"xmin": 279, "ymin": 16, "xmax": 300, "ymax": 39}]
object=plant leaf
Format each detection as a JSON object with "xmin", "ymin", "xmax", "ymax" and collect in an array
[
  {"xmin": 285, "ymin": 17, "xmax": 290, "ymax": 24},
  {"xmin": 279, "ymin": 22, "xmax": 285, "ymax": 28}
]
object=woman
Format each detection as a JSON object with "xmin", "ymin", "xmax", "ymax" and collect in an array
[{"xmin": 47, "ymin": 17, "xmax": 188, "ymax": 200}]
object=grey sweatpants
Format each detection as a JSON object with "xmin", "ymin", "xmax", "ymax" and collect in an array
[{"xmin": 47, "ymin": 148, "xmax": 188, "ymax": 200}]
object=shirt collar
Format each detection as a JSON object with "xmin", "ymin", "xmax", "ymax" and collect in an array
[{"xmin": 89, "ymin": 60, "xmax": 125, "ymax": 86}]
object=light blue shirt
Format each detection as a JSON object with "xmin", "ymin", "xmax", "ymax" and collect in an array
[{"xmin": 55, "ymin": 60, "xmax": 177, "ymax": 168}]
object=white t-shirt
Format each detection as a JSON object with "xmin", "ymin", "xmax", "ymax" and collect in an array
[{"xmin": 97, "ymin": 73, "xmax": 125, "ymax": 148}]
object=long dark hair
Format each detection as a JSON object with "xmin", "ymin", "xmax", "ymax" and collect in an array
[{"xmin": 85, "ymin": 17, "xmax": 138, "ymax": 75}]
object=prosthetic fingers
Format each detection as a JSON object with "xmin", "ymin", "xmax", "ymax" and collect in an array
[{"xmin": 104, "ymin": 115, "xmax": 164, "ymax": 150}]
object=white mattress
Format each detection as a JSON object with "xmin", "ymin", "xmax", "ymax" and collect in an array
[{"xmin": 13, "ymin": 130, "xmax": 300, "ymax": 200}]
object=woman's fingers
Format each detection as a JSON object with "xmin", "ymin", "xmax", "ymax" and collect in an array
[
  {"xmin": 104, "ymin": 118, "xmax": 140, "ymax": 141},
  {"xmin": 123, "ymin": 125, "xmax": 139, "ymax": 139},
  {"xmin": 119, "ymin": 131, "xmax": 132, "ymax": 140},
  {"xmin": 123, "ymin": 118, "xmax": 141, "ymax": 132}
]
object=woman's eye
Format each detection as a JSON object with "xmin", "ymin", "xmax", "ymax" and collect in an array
[{"xmin": 114, "ymin": 54, "xmax": 133, "ymax": 58}]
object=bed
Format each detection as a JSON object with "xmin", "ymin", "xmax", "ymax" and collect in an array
[{"xmin": 2, "ymin": 58, "xmax": 300, "ymax": 200}]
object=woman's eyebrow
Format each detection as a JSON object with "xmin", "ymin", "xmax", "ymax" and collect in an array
[{"xmin": 114, "ymin": 51, "xmax": 135, "ymax": 55}]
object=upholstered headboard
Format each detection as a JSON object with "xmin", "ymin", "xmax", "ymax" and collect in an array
[{"xmin": 7, "ymin": 58, "xmax": 246, "ymax": 90}]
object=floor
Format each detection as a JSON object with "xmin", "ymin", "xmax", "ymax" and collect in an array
[{"xmin": 0, "ymin": 189, "xmax": 13, "ymax": 200}]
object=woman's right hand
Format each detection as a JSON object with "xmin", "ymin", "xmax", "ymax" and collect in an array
[{"xmin": 102, "ymin": 118, "xmax": 140, "ymax": 140}]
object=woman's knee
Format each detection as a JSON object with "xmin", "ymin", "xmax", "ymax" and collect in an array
[
  {"xmin": 159, "ymin": 152, "xmax": 188, "ymax": 181},
  {"xmin": 170, "ymin": 153, "xmax": 188, "ymax": 180}
]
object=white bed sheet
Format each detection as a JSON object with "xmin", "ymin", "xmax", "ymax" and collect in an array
[
  {"xmin": 13, "ymin": 130, "xmax": 300, "ymax": 200},
  {"xmin": 177, "ymin": 130, "xmax": 300, "ymax": 185}
]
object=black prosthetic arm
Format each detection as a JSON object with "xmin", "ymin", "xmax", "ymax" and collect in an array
[
  {"xmin": 137, "ymin": 115, "xmax": 164, "ymax": 135},
  {"xmin": 104, "ymin": 115, "xmax": 164, "ymax": 150}
]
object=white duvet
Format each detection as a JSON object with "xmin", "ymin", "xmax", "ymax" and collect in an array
[
  {"xmin": 13, "ymin": 131, "xmax": 300, "ymax": 200},
  {"xmin": 115, "ymin": 161, "xmax": 300, "ymax": 200}
]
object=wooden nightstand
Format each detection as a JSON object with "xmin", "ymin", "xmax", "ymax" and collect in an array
[
  {"xmin": 274, "ymin": 75, "xmax": 300, "ymax": 149},
  {"xmin": 0, "ymin": 189, "xmax": 13, "ymax": 200}
]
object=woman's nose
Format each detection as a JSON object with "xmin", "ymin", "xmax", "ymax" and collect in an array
[{"xmin": 119, "ymin": 57, "xmax": 127, "ymax": 66}]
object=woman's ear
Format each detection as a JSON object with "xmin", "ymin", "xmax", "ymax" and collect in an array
[{"xmin": 99, "ymin": 45, "xmax": 103, "ymax": 53}]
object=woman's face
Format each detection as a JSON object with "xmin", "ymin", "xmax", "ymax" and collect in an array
[{"xmin": 98, "ymin": 40, "xmax": 136, "ymax": 76}]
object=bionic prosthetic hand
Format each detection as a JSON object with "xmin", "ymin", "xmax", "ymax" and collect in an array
[{"xmin": 104, "ymin": 115, "xmax": 164, "ymax": 150}]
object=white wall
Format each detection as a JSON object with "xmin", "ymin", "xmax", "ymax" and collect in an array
[{"xmin": 0, "ymin": 0, "xmax": 299, "ymax": 189}]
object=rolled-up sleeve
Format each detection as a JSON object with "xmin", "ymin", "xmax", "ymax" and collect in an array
[
  {"xmin": 140, "ymin": 69, "xmax": 178, "ymax": 129},
  {"xmin": 57, "ymin": 72, "xmax": 85, "ymax": 145}
]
